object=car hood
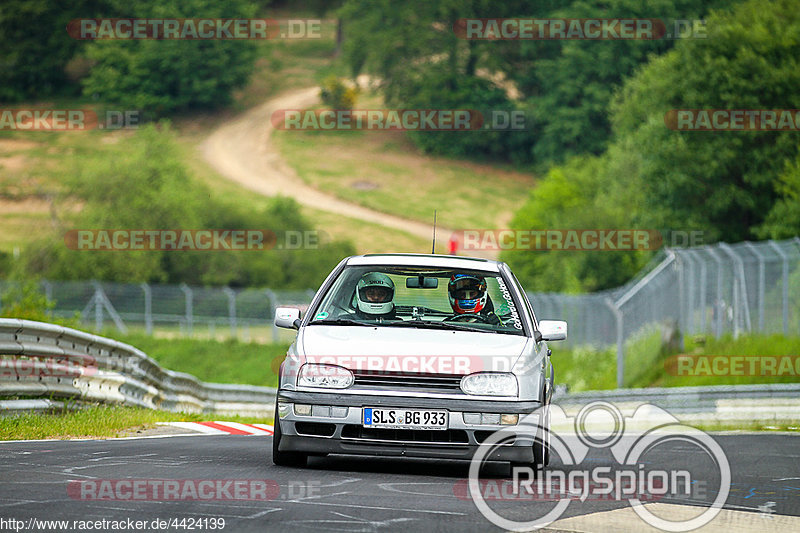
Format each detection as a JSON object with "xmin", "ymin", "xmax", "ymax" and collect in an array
[{"xmin": 298, "ymin": 325, "xmax": 528, "ymax": 375}]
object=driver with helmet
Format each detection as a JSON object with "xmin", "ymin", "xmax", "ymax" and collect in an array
[
  {"xmin": 448, "ymin": 274, "xmax": 502, "ymax": 325},
  {"xmin": 355, "ymin": 272, "xmax": 399, "ymax": 321}
]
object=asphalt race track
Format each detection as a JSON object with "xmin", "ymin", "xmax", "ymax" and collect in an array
[{"xmin": 0, "ymin": 433, "xmax": 798, "ymax": 532}]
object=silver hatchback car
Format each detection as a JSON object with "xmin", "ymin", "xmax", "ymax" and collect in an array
[{"xmin": 272, "ymin": 254, "xmax": 567, "ymax": 469}]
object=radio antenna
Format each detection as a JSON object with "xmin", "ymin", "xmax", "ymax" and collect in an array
[{"xmin": 431, "ymin": 210, "xmax": 437, "ymax": 254}]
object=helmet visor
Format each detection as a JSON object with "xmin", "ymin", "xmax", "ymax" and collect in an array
[
  {"xmin": 359, "ymin": 285, "xmax": 393, "ymax": 303},
  {"xmin": 450, "ymin": 277, "xmax": 485, "ymax": 300}
]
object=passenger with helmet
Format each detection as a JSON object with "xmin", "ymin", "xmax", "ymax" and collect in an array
[
  {"xmin": 355, "ymin": 272, "xmax": 399, "ymax": 321},
  {"xmin": 447, "ymin": 274, "xmax": 501, "ymax": 325}
]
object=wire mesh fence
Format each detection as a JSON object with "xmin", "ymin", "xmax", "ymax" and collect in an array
[
  {"xmin": 4, "ymin": 279, "xmax": 315, "ymax": 344},
  {"xmin": 1, "ymin": 239, "xmax": 798, "ymax": 380},
  {"xmin": 530, "ymin": 238, "xmax": 800, "ymax": 386}
]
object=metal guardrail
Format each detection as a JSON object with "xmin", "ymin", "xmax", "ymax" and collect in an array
[
  {"xmin": 553, "ymin": 383, "xmax": 800, "ymax": 426},
  {"xmin": 0, "ymin": 319, "xmax": 276, "ymax": 417}
]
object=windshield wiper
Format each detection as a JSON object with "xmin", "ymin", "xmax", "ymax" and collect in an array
[
  {"xmin": 309, "ymin": 318, "xmax": 371, "ymax": 327},
  {"xmin": 385, "ymin": 320, "xmax": 497, "ymax": 334}
]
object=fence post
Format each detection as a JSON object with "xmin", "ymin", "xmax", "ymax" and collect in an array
[
  {"xmin": 141, "ymin": 283, "xmax": 153, "ymax": 336},
  {"xmin": 42, "ymin": 280, "xmax": 53, "ymax": 303},
  {"xmin": 92, "ymin": 281, "xmax": 103, "ymax": 332},
  {"xmin": 605, "ymin": 297, "xmax": 624, "ymax": 388},
  {"xmin": 180, "ymin": 284, "xmax": 193, "ymax": 337},
  {"xmin": 768, "ymin": 240, "xmax": 789, "ymax": 335},
  {"xmin": 720, "ymin": 243, "xmax": 752, "ymax": 336},
  {"xmin": 265, "ymin": 289, "xmax": 278, "ymax": 343},
  {"xmin": 743, "ymin": 242, "xmax": 765, "ymax": 332},
  {"xmin": 707, "ymin": 247, "xmax": 725, "ymax": 338},
  {"xmin": 679, "ymin": 251, "xmax": 694, "ymax": 334},
  {"xmin": 223, "ymin": 287, "xmax": 237, "ymax": 339},
  {"xmin": 687, "ymin": 249, "xmax": 707, "ymax": 334}
]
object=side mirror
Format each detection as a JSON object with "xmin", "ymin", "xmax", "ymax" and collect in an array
[
  {"xmin": 275, "ymin": 307, "xmax": 301, "ymax": 329},
  {"xmin": 538, "ymin": 320, "xmax": 567, "ymax": 341}
]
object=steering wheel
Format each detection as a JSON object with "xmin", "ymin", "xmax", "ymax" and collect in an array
[{"xmin": 443, "ymin": 313, "xmax": 491, "ymax": 324}]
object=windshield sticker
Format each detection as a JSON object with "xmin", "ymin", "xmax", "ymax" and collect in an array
[
  {"xmin": 314, "ymin": 311, "xmax": 329, "ymax": 320},
  {"xmin": 496, "ymin": 278, "xmax": 523, "ymax": 330}
]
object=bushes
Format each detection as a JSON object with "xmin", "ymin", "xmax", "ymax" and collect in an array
[
  {"xmin": 319, "ymin": 76, "xmax": 359, "ymax": 109},
  {"xmin": 0, "ymin": 0, "xmax": 260, "ymax": 111},
  {"xmin": 0, "ymin": 280, "xmax": 80, "ymax": 326},
  {"xmin": 80, "ymin": 0, "xmax": 258, "ymax": 115}
]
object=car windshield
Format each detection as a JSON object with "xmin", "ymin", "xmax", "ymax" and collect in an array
[{"xmin": 308, "ymin": 265, "xmax": 526, "ymax": 336}]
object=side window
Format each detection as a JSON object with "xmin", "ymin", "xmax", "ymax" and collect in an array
[
  {"xmin": 485, "ymin": 279, "xmax": 507, "ymax": 313},
  {"xmin": 487, "ymin": 276, "xmax": 525, "ymax": 332}
]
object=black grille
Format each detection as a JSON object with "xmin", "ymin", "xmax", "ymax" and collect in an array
[
  {"xmin": 295, "ymin": 422, "xmax": 336, "ymax": 437},
  {"xmin": 353, "ymin": 372, "xmax": 463, "ymax": 393},
  {"xmin": 475, "ymin": 430, "xmax": 517, "ymax": 445},
  {"xmin": 341, "ymin": 425, "xmax": 469, "ymax": 444}
]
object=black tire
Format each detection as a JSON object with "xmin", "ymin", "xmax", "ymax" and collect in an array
[
  {"xmin": 511, "ymin": 405, "xmax": 550, "ymax": 473},
  {"xmin": 534, "ymin": 405, "xmax": 551, "ymax": 468},
  {"xmin": 272, "ymin": 402, "xmax": 307, "ymax": 467}
]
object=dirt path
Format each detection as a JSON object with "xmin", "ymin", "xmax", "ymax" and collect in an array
[{"xmin": 203, "ymin": 88, "xmax": 455, "ymax": 243}]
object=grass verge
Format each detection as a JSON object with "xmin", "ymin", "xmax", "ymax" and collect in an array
[
  {"xmin": 553, "ymin": 333, "xmax": 800, "ymax": 393},
  {"xmin": 693, "ymin": 421, "xmax": 800, "ymax": 433},
  {"xmin": 0, "ymin": 405, "xmax": 272, "ymax": 441},
  {"xmin": 114, "ymin": 333, "xmax": 289, "ymax": 388}
]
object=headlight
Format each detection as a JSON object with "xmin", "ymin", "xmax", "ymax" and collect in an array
[
  {"xmin": 298, "ymin": 364, "xmax": 354, "ymax": 389},
  {"xmin": 460, "ymin": 372, "xmax": 518, "ymax": 396}
]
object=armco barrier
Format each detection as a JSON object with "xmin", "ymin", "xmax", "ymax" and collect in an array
[
  {"xmin": 553, "ymin": 383, "xmax": 800, "ymax": 426},
  {"xmin": 0, "ymin": 319, "xmax": 276, "ymax": 417}
]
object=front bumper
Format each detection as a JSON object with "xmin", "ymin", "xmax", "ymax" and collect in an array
[{"xmin": 276, "ymin": 390, "xmax": 543, "ymax": 462}]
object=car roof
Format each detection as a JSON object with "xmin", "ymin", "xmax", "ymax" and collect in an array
[{"xmin": 345, "ymin": 253, "xmax": 502, "ymax": 273}]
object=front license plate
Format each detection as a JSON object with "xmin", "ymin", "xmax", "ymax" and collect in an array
[{"xmin": 363, "ymin": 408, "xmax": 448, "ymax": 430}]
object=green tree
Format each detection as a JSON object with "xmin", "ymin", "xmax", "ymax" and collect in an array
[
  {"xmin": 609, "ymin": 0, "xmax": 800, "ymax": 242},
  {"xmin": 339, "ymin": 0, "xmax": 728, "ymax": 165},
  {"xmin": 502, "ymin": 150, "xmax": 650, "ymax": 292},
  {"xmin": 508, "ymin": 0, "xmax": 730, "ymax": 167},
  {"xmin": 339, "ymin": 0, "xmax": 531, "ymax": 159},
  {"xmin": 756, "ymin": 147, "xmax": 800, "ymax": 239},
  {"xmin": 0, "ymin": 0, "xmax": 107, "ymax": 101},
  {"xmin": 81, "ymin": 0, "xmax": 258, "ymax": 114}
]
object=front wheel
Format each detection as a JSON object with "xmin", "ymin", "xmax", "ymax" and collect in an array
[
  {"xmin": 510, "ymin": 407, "xmax": 550, "ymax": 473},
  {"xmin": 535, "ymin": 405, "xmax": 551, "ymax": 467},
  {"xmin": 510, "ymin": 436, "xmax": 549, "ymax": 474},
  {"xmin": 272, "ymin": 401, "xmax": 307, "ymax": 467}
]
